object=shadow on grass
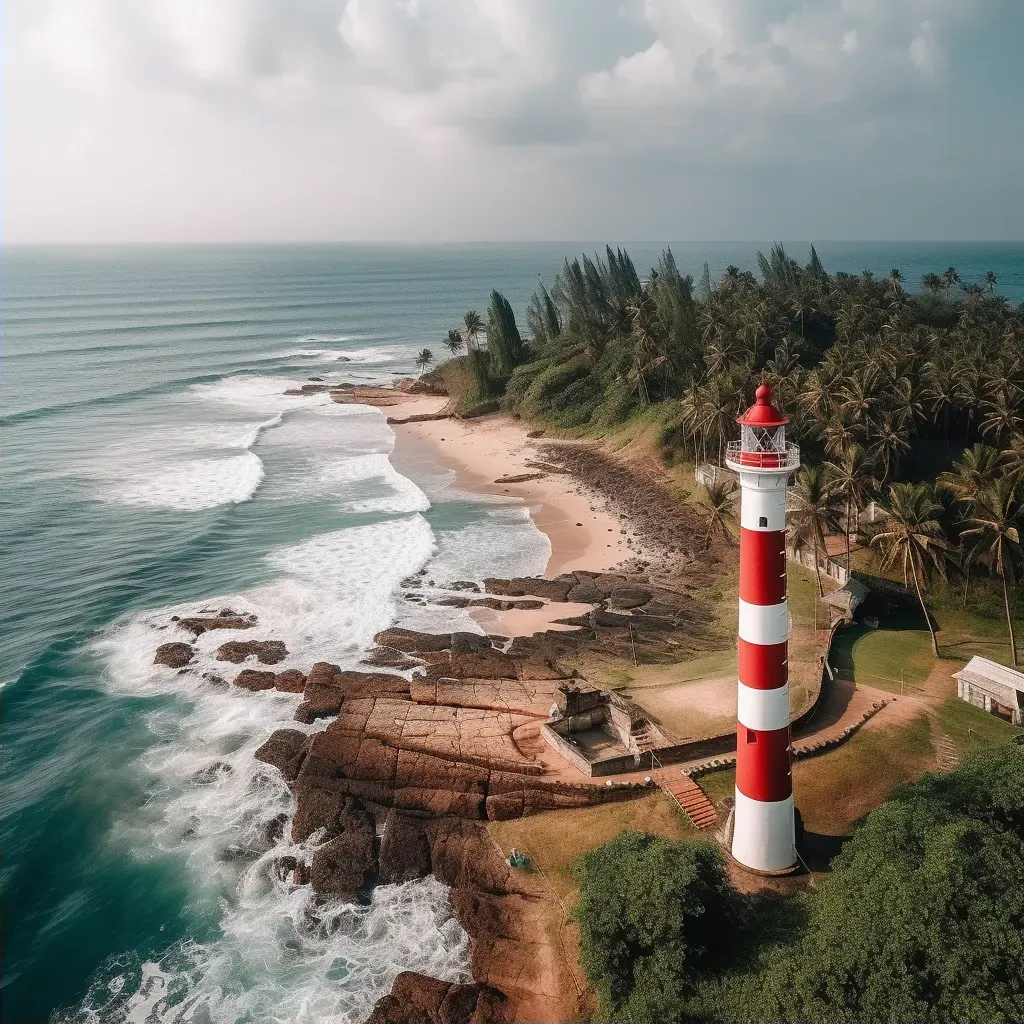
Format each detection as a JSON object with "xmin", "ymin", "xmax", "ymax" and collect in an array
[
  {"xmin": 800, "ymin": 830, "xmax": 849, "ymax": 872},
  {"xmin": 830, "ymin": 609, "xmax": 931, "ymax": 689}
]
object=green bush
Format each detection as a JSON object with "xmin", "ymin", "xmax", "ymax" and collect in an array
[
  {"xmin": 765, "ymin": 744, "xmax": 1024, "ymax": 1023},
  {"xmin": 574, "ymin": 831, "xmax": 732, "ymax": 1023}
]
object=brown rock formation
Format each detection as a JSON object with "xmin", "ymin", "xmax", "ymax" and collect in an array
[
  {"xmin": 274, "ymin": 669, "xmax": 307, "ymax": 692},
  {"xmin": 233, "ymin": 669, "xmax": 277, "ymax": 691},
  {"xmin": 483, "ymin": 577, "xmax": 574, "ymax": 603},
  {"xmin": 176, "ymin": 613, "xmax": 255, "ymax": 637},
  {"xmin": 374, "ymin": 628, "xmax": 454, "ymax": 653},
  {"xmin": 215, "ymin": 640, "xmax": 288, "ymax": 665},
  {"xmin": 309, "ymin": 799, "xmax": 376, "ymax": 901},
  {"xmin": 378, "ymin": 809, "xmax": 432, "ymax": 884},
  {"xmin": 366, "ymin": 972, "xmax": 507, "ymax": 1024},
  {"xmin": 362, "ymin": 646, "xmax": 423, "ymax": 671},
  {"xmin": 295, "ymin": 663, "xmax": 411, "ymax": 723},
  {"xmin": 154, "ymin": 642, "xmax": 195, "ymax": 668},
  {"xmin": 607, "ymin": 586, "xmax": 652, "ymax": 609},
  {"xmin": 254, "ymin": 729, "xmax": 309, "ymax": 782}
]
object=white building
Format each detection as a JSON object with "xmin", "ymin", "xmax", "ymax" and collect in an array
[{"xmin": 953, "ymin": 656, "xmax": 1024, "ymax": 726}]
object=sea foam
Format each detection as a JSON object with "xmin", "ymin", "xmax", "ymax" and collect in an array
[
  {"xmin": 61, "ymin": 877, "xmax": 468, "ymax": 1024},
  {"xmin": 82, "ymin": 512, "xmax": 451, "ymax": 1021},
  {"xmin": 92, "ymin": 376, "xmax": 328, "ymax": 512}
]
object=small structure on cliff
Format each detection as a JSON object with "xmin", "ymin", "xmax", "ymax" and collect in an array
[
  {"xmin": 822, "ymin": 578, "xmax": 869, "ymax": 625},
  {"xmin": 544, "ymin": 683, "xmax": 668, "ymax": 775},
  {"xmin": 953, "ymin": 656, "xmax": 1024, "ymax": 725}
]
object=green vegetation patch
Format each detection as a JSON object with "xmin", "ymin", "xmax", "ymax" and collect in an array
[
  {"xmin": 765, "ymin": 744, "xmax": 1024, "ymax": 1023},
  {"xmin": 792, "ymin": 713, "xmax": 934, "ymax": 836},
  {"xmin": 696, "ymin": 767, "xmax": 736, "ymax": 807},
  {"xmin": 830, "ymin": 619, "xmax": 936, "ymax": 693},
  {"xmin": 936, "ymin": 696, "xmax": 1022, "ymax": 757},
  {"xmin": 574, "ymin": 831, "xmax": 733, "ymax": 1023}
]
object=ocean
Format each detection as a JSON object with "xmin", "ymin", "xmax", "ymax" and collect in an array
[{"xmin": 3, "ymin": 242, "xmax": 1022, "ymax": 1023}]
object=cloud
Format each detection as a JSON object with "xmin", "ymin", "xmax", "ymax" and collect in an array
[{"xmin": 4, "ymin": 0, "xmax": 1021, "ymax": 242}]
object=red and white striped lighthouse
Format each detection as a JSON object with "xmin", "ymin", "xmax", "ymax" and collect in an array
[{"xmin": 724, "ymin": 382, "xmax": 800, "ymax": 873}]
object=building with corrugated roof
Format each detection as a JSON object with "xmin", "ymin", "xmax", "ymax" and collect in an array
[{"xmin": 953, "ymin": 656, "xmax": 1024, "ymax": 725}]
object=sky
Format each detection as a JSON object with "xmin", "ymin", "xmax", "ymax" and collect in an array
[{"xmin": 5, "ymin": 0, "xmax": 1024, "ymax": 244}]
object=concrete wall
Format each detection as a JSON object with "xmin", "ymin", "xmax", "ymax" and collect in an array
[{"xmin": 540, "ymin": 723, "xmax": 598, "ymax": 775}]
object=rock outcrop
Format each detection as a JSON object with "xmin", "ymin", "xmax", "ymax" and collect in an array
[
  {"xmin": 366, "ymin": 972, "xmax": 507, "ymax": 1024},
  {"xmin": 154, "ymin": 642, "xmax": 195, "ymax": 668},
  {"xmin": 233, "ymin": 669, "xmax": 277, "ymax": 691},
  {"xmin": 254, "ymin": 729, "xmax": 309, "ymax": 782},
  {"xmin": 378, "ymin": 809, "xmax": 432, "ymax": 884},
  {"xmin": 175, "ymin": 611, "xmax": 256, "ymax": 637},
  {"xmin": 309, "ymin": 798, "xmax": 376, "ymax": 901},
  {"xmin": 274, "ymin": 668, "xmax": 307, "ymax": 692},
  {"xmin": 215, "ymin": 640, "xmax": 288, "ymax": 665},
  {"xmin": 295, "ymin": 663, "xmax": 411, "ymax": 723}
]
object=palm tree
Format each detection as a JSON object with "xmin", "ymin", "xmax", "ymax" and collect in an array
[
  {"xmin": 962, "ymin": 477, "xmax": 1024, "ymax": 666},
  {"xmin": 869, "ymin": 483, "xmax": 951, "ymax": 656},
  {"xmin": 981, "ymin": 390, "xmax": 1023, "ymax": 445},
  {"xmin": 985, "ymin": 271, "xmax": 998, "ymax": 294},
  {"xmin": 699, "ymin": 480, "xmax": 738, "ymax": 547},
  {"xmin": 888, "ymin": 269, "xmax": 904, "ymax": 299},
  {"xmin": 463, "ymin": 310, "xmax": 484, "ymax": 351},
  {"xmin": 414, "ymin": 348, "xmax": 433, "ymax": 375},
  {"xmin": 821, "ymin": 407, "xmax": 861, "ymax": 460},
  {"xmin": 827, "ymin": 444, "xmax": 877, "ymax": 572},
  {"xmin": 940, "ymin": 443, "xmax": 1005, "ymax": 501},
  {"xmin": 942, "ymin": 267, "xmax": 960, "ymax": 300},
  {"xmin": 870, "ymin": 411, "xmax": 912, "ymax": 482},
  {"xmin": 789, "ymin": 465, "xmax": 844, "ymax": 596},
  {"xmin": 444, "ymin": 329, "xmax": 464, "ymax": 355}
]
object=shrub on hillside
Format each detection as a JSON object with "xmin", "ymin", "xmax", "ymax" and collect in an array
[
  {"xmin": 765, "ymin": 744, "xmax": 1024, "ymax": 1023},
  {"xmin": 574, "ymin": 831, "xmax": 732, "ymax": 1023}
]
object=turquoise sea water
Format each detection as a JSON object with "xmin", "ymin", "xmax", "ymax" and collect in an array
[{"xmin": 3, "ymin": 242, "xmax": 1022, "ymax": 1023}]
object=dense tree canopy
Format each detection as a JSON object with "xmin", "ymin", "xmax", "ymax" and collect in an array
[
  {"xmin": 442, "ymin": 242, "xmax": 1024, "ymax": 658},
  {"xmin": 765, "ymin": 744, "xmax": 1024, "ymax": 1023},
  {"xmin": 574, "ymin": 831, "xmax": 732, "ymax": 1024}
]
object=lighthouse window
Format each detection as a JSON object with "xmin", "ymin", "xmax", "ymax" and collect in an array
[{"xmin": 759, "ymin": 516, "xmax": 768, "ymax": 528}]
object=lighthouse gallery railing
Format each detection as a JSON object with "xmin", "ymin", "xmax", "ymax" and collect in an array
[{"xmin": 725, "ymin": 441, "xmax": 800, "ymax": 470}]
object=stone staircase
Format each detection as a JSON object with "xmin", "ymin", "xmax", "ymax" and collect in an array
[
  {"xmin": 936, "ymin": 732, "xmax": 960, "ymax": 771},
  {"xmin": 654, "ymin": 768, "xmax": 718, "ymax": 830},
  {"xmin": 631, "ymin": 722, "xmax": 658, "ymax": 753}
]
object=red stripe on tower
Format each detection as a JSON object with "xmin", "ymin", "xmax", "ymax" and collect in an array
[{"xmin": 738, "ymin": 528, "xmax": 787, "ymax": 605}]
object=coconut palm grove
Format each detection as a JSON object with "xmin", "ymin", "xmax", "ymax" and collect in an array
[
  {"xmin": 442, "ymin": 244, "xmax": 1024, "ymax": 665},
  {"xmin": 435, "ymin": 244, "xmax": 1024, "ymax": 1022}
]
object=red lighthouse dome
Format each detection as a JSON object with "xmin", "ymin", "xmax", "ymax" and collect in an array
[{"xmin": 736, "ymin": 382, "xmax": 788, "ymax": 427}]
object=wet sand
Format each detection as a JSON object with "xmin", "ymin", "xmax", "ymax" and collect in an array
[{"xmin": 385, "ymin": 395, "xmax": 634, "ymax": 636}]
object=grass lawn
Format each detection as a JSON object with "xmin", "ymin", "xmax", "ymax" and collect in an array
[
  {"xmin": 697, "ymin": 766, "xmax": 737, "ymax": 807},
  {"xmin": 787, "ymin": 563, "xmax": 835, "ymax": 632},
  {"xmin": 936, "ymin": 696, "xmax": 1022, "ymax": 757},
  {"xmin": 487, "ymin": 792, "xmax": 695, "ymax": 899},
  {"xmin": 829, "ymin": 618, "xmax": 936, "ymax": 694},
  {"xmin": 792, "ymin": 712, "xmax": 934, "ymax": 835}
]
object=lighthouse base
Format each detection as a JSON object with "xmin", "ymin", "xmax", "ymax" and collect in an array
[{"xmin": 730, "ymin": 790, "xmax": 797, "ymax": 874}]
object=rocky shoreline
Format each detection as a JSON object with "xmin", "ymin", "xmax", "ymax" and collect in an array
[
  {"xmin": 151, "ymin": 559, "xmax": 720, "ymax": 1022},
  {"xmin": 148, "ymin": 376, "xmax": 727, "ymax": 1021}
]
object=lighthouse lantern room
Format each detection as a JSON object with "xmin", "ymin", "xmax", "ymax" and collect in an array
[{"xmin": 724, "ymin": 383, "xmax": 800, "ymax": 873}]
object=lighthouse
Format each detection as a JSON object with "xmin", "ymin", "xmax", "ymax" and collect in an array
[{"xmin": 724, "ymin": 382, "xmax": 800, "ymax": 873}]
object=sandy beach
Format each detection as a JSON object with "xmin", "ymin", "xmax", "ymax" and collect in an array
[{"xmin": 382, "ymin": 393, "xmax": 635, "ymax": 636}]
